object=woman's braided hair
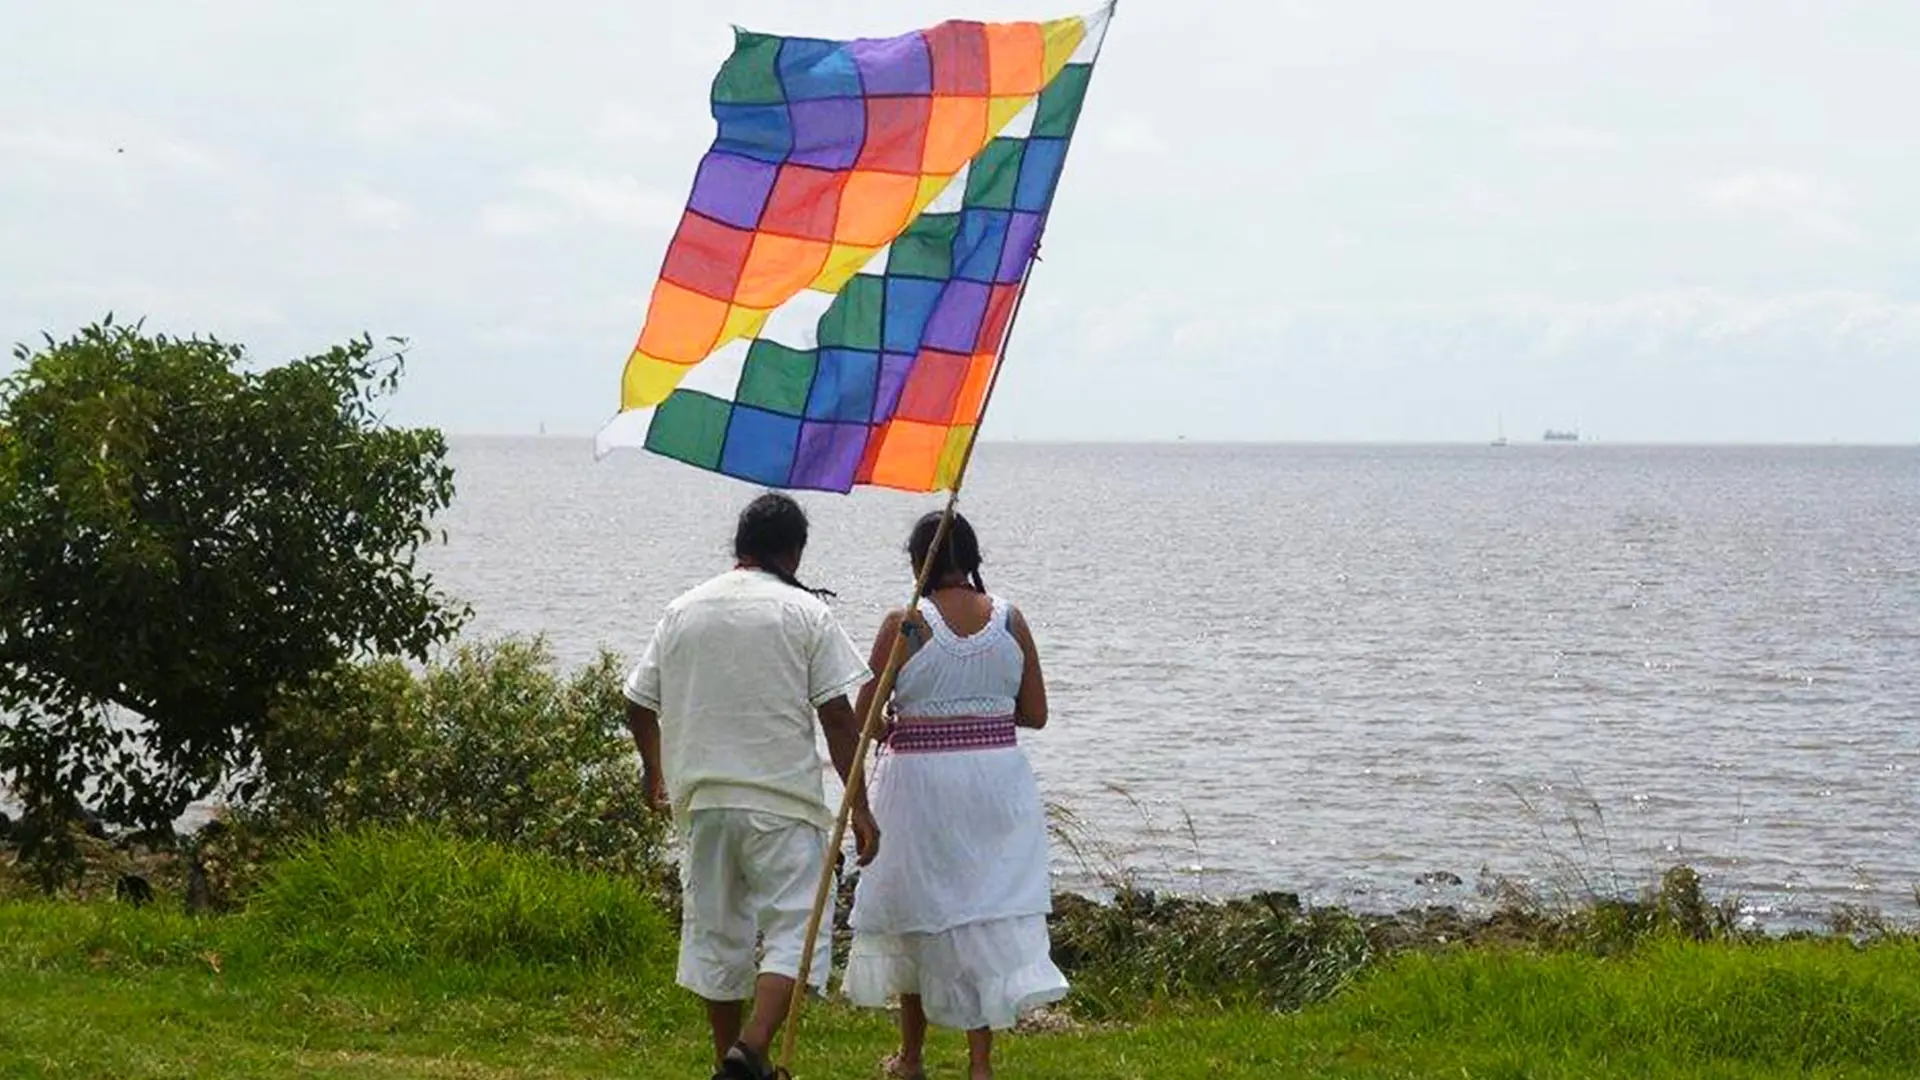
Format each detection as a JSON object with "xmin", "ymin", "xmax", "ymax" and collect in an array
[{"xmin": 907, "ymin": 510, "xmax": 985, "ymax": 598}]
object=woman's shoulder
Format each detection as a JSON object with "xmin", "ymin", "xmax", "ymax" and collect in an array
[
  {"xmin": 877, "ymin": 604, "xmax": 933, "ymax": 637},
  {"xmin": 1000, "ymin": 599, "xmax": 1038, "ymax": 640}
]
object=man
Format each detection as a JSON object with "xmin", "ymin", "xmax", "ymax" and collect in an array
[{"xmin": 625, "ymin": 492, "xmax": 880, "ymax": 1080}]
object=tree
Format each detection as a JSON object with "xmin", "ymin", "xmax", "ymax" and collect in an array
[{"xmin": 0, "ymin": 318, "xmax": 467, "ymax": 875}]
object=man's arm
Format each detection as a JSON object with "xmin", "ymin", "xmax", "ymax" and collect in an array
[
  {"xmin": 623, "ymin": 615, "xmax": 669, "ymax": 810},
  {"xmin": 815, "ymin": 695, "xmax": 869, "ymax": 813},
  {"xmin": 817, "ymin": 695, "xmax": 880, "ymax": 865},
  {"xmin": 624, "ymin": 700, "xmax": 667, "ymax": 811},
  {"xmin": 808, "ymin": 607, "xmax": 880, "ymax": 863}
]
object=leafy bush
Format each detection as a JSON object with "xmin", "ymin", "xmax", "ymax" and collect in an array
[
  {"xmin": 230, "ymin": 826, "xmax": 671, "ymax": 973},
  {"xmin": 0, "ymin": 319, "xmax": 464, "ymax": 882},
  {"xmin": 239, "ymin": 638, "xmax": 666, "ymax": 887}
]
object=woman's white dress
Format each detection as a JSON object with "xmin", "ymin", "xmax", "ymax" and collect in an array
[{"xmin": 842, "ymin": 594, "xmax": 1068, "ymax": 1031}]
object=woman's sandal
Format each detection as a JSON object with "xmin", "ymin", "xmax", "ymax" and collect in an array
[{"xmin": 880, "ymin": 1051, "xmax": 928, "ymax": 1080}]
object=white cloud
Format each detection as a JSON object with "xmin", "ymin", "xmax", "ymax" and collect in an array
[
  {"xmin": 1704, "ymin": 170, "xmax": 1830, "ymax": 213},
  {"xmin": 521, "ymin": 166, "xmax": 682, "ymax": 227},
  {"xmin": 1700, "ymin": 170, "xmax": 1862, "ymax": 245},
  {"xmin": 347, "ymin": 96, "xmax": 503, "ymax": 142},
  {"xmin": 1102, "ymin": 287, "xmax": 1920, "ymax": 370},
  {"xmin": 1059, "ymin": 288, "xmax": 1185, "ymax": 360},
  {"xmin": 7, "ymin": 282, "xmax": 286, "ymax": 333},
  {"xmin": 0, "ymin": 122, "xmax": 223, "ymax": 175},
  {"xmin": 480, "ymin": 201, "xmax": 557, "ymax": 237},
  {"xmin": 145, "ymin": 136, "xmax": 223, "ymax": 174},
  {"xmin": 1436, "ymin": 288, "xmax": 1920, "ymax": 362},
  {"xmin": 1090, "ymin": 115, "xmax": 1170, "ymax": 157},
  {"xmin": 591, "ymin": 104, "xmax": 680, "ymax": 146},
  {"xmin": 1168, "ymin": 301, "xmax": 1296, "ymax": 356},
  {"xmin": 0, "ymin": 128, "xmax": 118, "ymax": 167},
  {"xmin": 481, "ymin": 165, "xmax": 681, "ymax": 235},
  {"xmin": 1516, "ymin": 123, "xmax": 1622, "ymax": 153},
  {"xmin": 342, "ymin": 185, "xmax": 413, "ymax": 230}
]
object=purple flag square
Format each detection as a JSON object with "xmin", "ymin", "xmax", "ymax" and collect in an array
[
  {"xmin": 849, "ymin": 32, "xmax": 933, "ymax": 96},
  {"xmin": 997, "ymin": 211, "xmax": 1043, "ymax": 283},
  {"xmin": 872, "ymin": 352, "xmax": 915, "ymax": 422},
  {"xmin": 791, "ymin": 421, "xmax": 870, "ymax": 492},
  {"xmin": 688, "ymin": 152, "xmax": 779, "ymax": 229},
  {"xmin": 789, "ymin": 98, "xmax": 865, "ymax": 170},
  {"xmin": 923, "ymin": 281, "xmax": 990, "ymax": 353}
]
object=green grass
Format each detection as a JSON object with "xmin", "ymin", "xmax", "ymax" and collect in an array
[
  {"xmin": 228, "ymin": 827, "xmax": 671, "ymax": 975},
  {"xmin": 3, "ymin": 829, "xmax": 1917, "ymax": 1078}
]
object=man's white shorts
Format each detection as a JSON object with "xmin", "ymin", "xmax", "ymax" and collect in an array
[{"xmin": 677, "ymin": 808, "xmax": 834, "ymax": 1002}]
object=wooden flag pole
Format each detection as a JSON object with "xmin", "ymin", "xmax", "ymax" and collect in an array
[{"xmin": 776, "ymin": 9, "xmax": 1114, "ymax": 1073}]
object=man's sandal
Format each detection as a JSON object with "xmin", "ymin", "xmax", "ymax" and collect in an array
[{"xmin": 716, "ymin": 1043, "xmax": 779, "ymax": 1080}]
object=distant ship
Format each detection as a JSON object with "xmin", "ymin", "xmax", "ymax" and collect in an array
[
  {"xmin": 1543, "ymin": 429, "xmax": 1580, "ymax": 443},
  {"xmin": 1491, "ymin": 414, "xmax": 1508, "ymax": 447}
]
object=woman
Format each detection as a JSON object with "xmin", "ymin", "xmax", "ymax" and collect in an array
[{"xmin": 844, "ymin": 511, "xmax": 1066, "ymax": 1080}]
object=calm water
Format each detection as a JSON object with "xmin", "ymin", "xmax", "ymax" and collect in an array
[{"xmin": 431, "ymin": 438, "xmax": 1919, "ymax": 923}]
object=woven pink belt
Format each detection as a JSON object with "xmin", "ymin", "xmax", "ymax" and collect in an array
[{"xmin": 885, "ymin": 715, "xmax": 1017, "ymax": 754}]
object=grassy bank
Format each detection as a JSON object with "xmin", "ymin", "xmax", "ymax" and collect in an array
[
  {"xmin": 7, "ymin": 909, "xmax": 1917, "ymax": 1078},
  {"xmin": 4, "ymin": 831, "xmax": 1918, "ymax": 1079}
]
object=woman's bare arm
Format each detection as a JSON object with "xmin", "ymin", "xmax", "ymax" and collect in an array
[
  {"xmin": 1008, "ymin": 606, "xmax": 1049, "ymax": 729},
  {"xmin": 852, "ymin": 610, "xmax": 904, "ymax": 732}
]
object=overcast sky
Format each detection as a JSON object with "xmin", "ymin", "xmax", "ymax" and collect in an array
[{"xmin": 4, "ymin": 1, "xmax": 1916, "ymax": 443}]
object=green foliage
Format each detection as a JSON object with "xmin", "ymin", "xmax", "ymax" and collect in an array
[
  {"xmin": 0, "ymin": 318, "xmax": 466, "ymax": 865},
  {"xmin": 0, "ymin": 697, "xmax": 114, "ymax": 890},
  {"xmin": 228, "ymin": 827, "xmax": 670, "ymax": 974},
  {"xmin": 242, "ymin": 638, "xmax": 666, "ymax": 885},
  {"xmin": 1049, "ymin": 888, "xmax": 1375, "ymax": 1018},
  {"xmin": 1454, "ymin": 862, "xmax": 1744, "ymax": 956},
  {"xmin": 1046, "ymin": 863, "xmax": 1763, "ymax": 1021}
]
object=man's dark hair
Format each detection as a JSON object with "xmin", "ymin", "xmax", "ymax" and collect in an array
[{"xmin": 734, "ymin": 492, "xmax": 834, "ymax": 598}]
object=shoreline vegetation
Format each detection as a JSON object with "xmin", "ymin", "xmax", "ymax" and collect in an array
[{"xmin": 6, "ymin": 635, "xmax": 1912, "ymax": 948}]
